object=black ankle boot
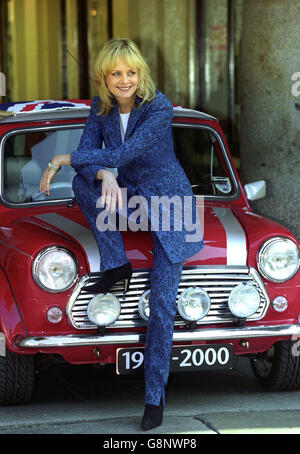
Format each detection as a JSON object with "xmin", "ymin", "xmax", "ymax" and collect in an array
[
  {"xmin": 84, "ymin": 262, "xmax": 132, "ymax": 294},
  {"xmin": 141, "ymin": 400, "xmax": 163, "ymax": 431}
]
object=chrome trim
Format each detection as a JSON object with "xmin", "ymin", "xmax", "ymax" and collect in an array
[
  {"xmin": 0, "ymin": 332, "xmax": 5, "ymax": 357},
  {"xmin": 66, "ymin": 266, "xmax": 270, "ymax": 330},
  {"xmin": 35, "ymin": 213, "xmax": 100, "ymax": 273},
  {"xmin": 16, "ymin": 323, "xmax": 300, "ymax": 349},
  {"xmin": 173, "ymin": 106, "xmax": 217, "ymax": 121},
  {"xmin": 32, "ymin": 246, "xmax": 78, "ymax": 293},
  {"xmin": 257, "ymin": 236, "xmax": 300, "ymax": 283},
  {"xmin": 212, "ymin": 207, "xmax": 247, "ymax": 266}
]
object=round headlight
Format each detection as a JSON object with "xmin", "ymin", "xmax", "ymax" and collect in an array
[
  {"xmin": 87, "ymin": 293, "xmax": 121, "ymax": 326},
  {"xmin": 138, "ymin": 290, "xmax": 150, "ymax": 321},
  {"xmin": 258, "ymin": 237, "xmax": 300, "ymax": 282},
  {"xmin": 228, "ymin": 284, "xmax": 261, "ymax": 318},
  {"xmin": 32, "ymin": 247, "xmax": 77, "ymax": 292},
  {"xmin": 178, "ymin": 287, "xmax": 211, "ymax": 322}
]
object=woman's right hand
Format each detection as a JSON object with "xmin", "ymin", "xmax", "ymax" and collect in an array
[
  {"xmin": 39, "ymin": 166, "xmax": 59, "ymax": 196},
  {"xmin": 96, "ymin": 169, "xmax": 122, "ymax": 213}
]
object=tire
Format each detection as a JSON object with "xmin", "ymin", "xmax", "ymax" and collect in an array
[
  {"xmin": 0, "ymin": 349, "xmax": 36, "ymax": 405},
  {"xmin": 250, "ymin": 339, "xmax": 300, "ymax": 391}
]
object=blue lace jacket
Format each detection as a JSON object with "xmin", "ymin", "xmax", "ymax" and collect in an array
[{"xmin": 71, "ymin": 90, "xmax": 204, "ymax": 264}]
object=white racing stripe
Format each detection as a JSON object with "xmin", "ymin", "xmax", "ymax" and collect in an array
[
  {"xmin": 35, "ymin": 213, "xmax": 100, "ymax": 272},
  {"xmin": 212, "ymin": 207, "xmax": 247, "ymax": 265},
  {"xmin": 34, "ymin": 209, "xmax": 247, "ymax": 270}
]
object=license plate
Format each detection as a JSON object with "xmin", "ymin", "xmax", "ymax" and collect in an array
[{"xmin": 116, "ymin": 343, "xmax": 233, "ymax": 375}]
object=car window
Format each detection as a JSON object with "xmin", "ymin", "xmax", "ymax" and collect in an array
[
  {"xmin": 2, "ymin": 123, "xmax": 235, "ymax": 205},
  {"xmin": 172, "ymin": 126, "xmax": 235, "ymax": 197},
  {"xmin": 2, "ymin": 128, "xmax": 81, "ymax": 203}
]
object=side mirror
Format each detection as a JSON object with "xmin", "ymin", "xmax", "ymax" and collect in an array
[{"xmin": 244, "ymin": 180, "xmax": 266, "ymax": 201}]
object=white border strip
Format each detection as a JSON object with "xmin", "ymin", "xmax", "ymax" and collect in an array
[
  {"xmin": 212, "ymin": 207, "xmax": 247, "ymax": 265},
  {"xmin": 35, "ymin": 213, "xmax": 100, "ymax": 273}
]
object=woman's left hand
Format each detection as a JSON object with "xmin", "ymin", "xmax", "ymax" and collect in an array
[{"xmin": 39, "ymin": 153, "xmax": 71, "ymax": 196}]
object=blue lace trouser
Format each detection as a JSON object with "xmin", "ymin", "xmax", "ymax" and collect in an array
[{"xmin": 72, "ymin": 174, "xmax": 183, "ymax": 406}]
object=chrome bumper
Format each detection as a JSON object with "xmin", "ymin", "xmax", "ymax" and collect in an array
[{"xmin": 16, "ymin": 324, "xmax": 300, "ymax": 349}]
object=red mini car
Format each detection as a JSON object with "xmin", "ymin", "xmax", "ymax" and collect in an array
[{"xmin": 0, "ymin": 99, "xmax": 300, "ymax": 405}]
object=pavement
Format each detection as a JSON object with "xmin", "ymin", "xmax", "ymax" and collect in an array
[{"xmin": 1, "ymin": 355, "xmax": 300, "ymax": 436}]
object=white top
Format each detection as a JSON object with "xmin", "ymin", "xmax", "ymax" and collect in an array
[{"xmin": 119, "ymin": 112, "xmax": 130, "ymax": 142}]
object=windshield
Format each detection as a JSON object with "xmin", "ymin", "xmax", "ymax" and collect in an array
[{"xmin": 1, "ymin": 124, "xmax": 236, "ymax": 205}]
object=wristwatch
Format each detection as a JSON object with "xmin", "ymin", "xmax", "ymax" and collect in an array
[{"xmin": 48, "ymin": 161, "xmax": 61, "ymax": 172}]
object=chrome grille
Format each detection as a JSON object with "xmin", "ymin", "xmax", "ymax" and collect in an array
[{"xmin": 66, "ymin": 266, "xmax": 270, "ymax": 330}]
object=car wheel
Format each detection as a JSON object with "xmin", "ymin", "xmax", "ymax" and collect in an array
[
  {"xmin": 250, "ymin": 339, "xmax": 300, "ymax": 391},
  {"xmin": 0, "ymin": 350, "xmax": 35, "ymax": 405}
]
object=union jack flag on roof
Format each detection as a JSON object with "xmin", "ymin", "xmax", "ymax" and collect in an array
[{"xmin": 0, "ymin": 99, "xmax": 91, "ymax": 114}]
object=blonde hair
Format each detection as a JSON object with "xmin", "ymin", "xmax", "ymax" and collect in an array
[{"xmin": 94, "ymin": 38, "xmax": 156, "ymax": 115}]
